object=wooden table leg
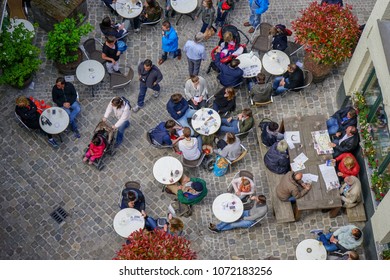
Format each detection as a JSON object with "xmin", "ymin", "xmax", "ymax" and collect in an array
[
  {"xmin": 329, "ymin": 207, "xmax": 341, "ymax": 218},
  {"xmin": 293, "ymin": 204, "xmax": 301, "ymax": 221}
]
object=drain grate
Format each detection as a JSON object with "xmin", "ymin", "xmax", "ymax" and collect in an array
[{"xmin": 50, "ymin": 206, "xmax": 68, "ymax": 224}]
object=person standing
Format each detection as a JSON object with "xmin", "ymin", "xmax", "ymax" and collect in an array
[
  {"xmin": 183, "ymin": 32, "xmax": 207, "ymax": 76},
  {"xmin": 103, "ymin": 97, "xmax": 131, "ymax": 148},
  {"xmin": 52, "ymin": 77, "xmax": 81, "ymax": 138},
  {"xmin": 133, "ymin": 59, "xmax": 163, "ymax": 112},
  {"xmin": 243, "ymin": 0, "xmax": 269, "ymax": 33},
  {"xmin": 195, "ymin": 0, "xmax": 215, "ymax": 33},
  {"xmin": 101, "ymin": 35, "xmax": 121, "ymax": 74},
  {"xmin": 159, "ymin": 20, "xmax": 181, "ymax": 65}
]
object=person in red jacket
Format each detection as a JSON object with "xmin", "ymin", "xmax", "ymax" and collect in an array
[
  {"xmin": 333, "ymin": 153, "xmax": 360, "ymax": 179},
  {"xmin": 83, "ymin": 135, "xmax": 106, "ymax": 165}
]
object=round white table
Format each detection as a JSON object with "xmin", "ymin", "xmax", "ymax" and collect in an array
[
  {"xmin": 39, "ymin": 107, "xmax": 69, "ymax": 136},
  {"xmin": 113, "ymin": 208, "xmax": 145, "ymax": 238},
  {"xmin": 171, "ymin": 0, "xmax": 197, "ymax": 25},
  {"xmin": 262, "ymin": 50, "xmax": 290, "ymax": 76},
  {"xmin": 191, "ymin": 108, "xmax": 221, "ymax": 136},
  {"xmin": 296, "ymin": 239, "xmax": 327, "ymax": 260},
  {"xmin": 76, "ymin": 60, "xmax": 105, "ymax": 97},
  {"xmin": 153, "ymin": 156, "xmax": 184, "ymax": 184},
  {"xmin": 212, "ymin": 193, "xmax": 244, "ymax": 223},
  {"xmin": 8, "ymin": 19, "xmax": 35, "ymax": 34},
  {"xmin": 113, "ymin": 0, "xmax": 143, "ymax": 19},
  {"xmin": 237, "ymin": 52, "xmax": 262, "ymax": 78}
]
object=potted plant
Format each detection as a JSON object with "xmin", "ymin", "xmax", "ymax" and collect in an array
[
  {"xmin": 45, "ymin": 14, "xmax": 93, "ymax": 74},
  {"xmin": 291, "ymin": 2, "xmax": 360, "ymax": 82},
  {"xmin": 113, "ymin": 229, "xmax": 197, "ymax": 260},
  {"xmin": 0, "ymin": 23, "xmax": 41, "ymax": 88}
]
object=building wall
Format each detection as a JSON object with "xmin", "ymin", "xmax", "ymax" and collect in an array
[{"xmin": 342, "ymin": 0, "xmax": 390, "ymax": 247}]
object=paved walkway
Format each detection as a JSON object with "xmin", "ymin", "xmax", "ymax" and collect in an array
[{"xmin": 0, "ymin": 0, "xmax": 375, "ymax": 259}]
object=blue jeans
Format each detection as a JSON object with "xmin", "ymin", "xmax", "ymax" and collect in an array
[
  {"xmin": 249, "ymin": 6, "xmax": 261, "ymax": 28},
  {"xmin": 272, "ymin": 77, "xmax": 289, "ymax": 95},
  {"xmin": 62, "ymin": 101, "xmax": 81, "ymax": 131},
  {"xmin": 137, "ymin": 83, "xmax": 160, "ymax": 107},
  {"xmin": 196, "ymin": 135, "xmax": 203, "ymax": 152},
  {"xmin": 145, "ymin": 216, "xmax": 158, "ymax": 231},
  {"xmin": 215, "ymin": 9, "xmax": 229, "ymax": 27},
  {"xmin": 187, "ymin": 57, "xmax": 202, "ymax": 76},
  {"xmin": 220, "ymin": 118, "xmax": 239, "ymax": 134},
  {"xmin": 177, "ymin": 108, "xmax": 196, "ymax": 135},
  {"xmin": 116, "ymin": 120, "xmax": 130, "ymax": 146},
  {"xmin": 216, "ymin": 210, "xmax": 255, "ymax": 231},
  {"xmin": 200, "ymin": 21, "xmax": 209, "ymax": 33},
  {"xmin": 162, "ymin": 49, "xmax": 181, "ymax": 60},
  {"xmin": 318, "ymin": 232, "xmax": 339, "ymax": 252},
  {"xmin": 326, "ymin": 117, "xmax": 339, "ymax": 135}
]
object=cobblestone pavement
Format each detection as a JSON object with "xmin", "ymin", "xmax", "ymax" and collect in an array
[{"xmin": 0, "ymin": 0, "xmax": 376, "ymax": 259}]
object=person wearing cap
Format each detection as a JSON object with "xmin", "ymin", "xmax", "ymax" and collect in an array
[
  {"xmin": 178, "ymin": 127, "xmax": 203, "ymax": 161},
  {"xmin": 166, "ymin": 174, "xmax": 208, "ymax": 205},
  {"xmin": 264, "ymin": 140, "xmax": 290, "ymax": 174},
  {"xmin": 183, "ymin": 32, "xmax": 207, "ymax": 76}
]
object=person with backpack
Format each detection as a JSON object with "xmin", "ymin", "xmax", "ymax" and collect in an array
[
  {"xmin": 102, "ymin": 96, "xmax": 131, "ymax": 148},
  {"xmin": 270, "ymin": 25, "xmax": 289, "ymax": 51}
]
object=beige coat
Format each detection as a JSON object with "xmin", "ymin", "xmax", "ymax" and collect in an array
[
  {"xmin": 276, "ymin": 171, "xmax": 309, "ymax": 201},
  {"xmin": 340, "ymin": 176, "xmax": 362, "ymax": 208}
]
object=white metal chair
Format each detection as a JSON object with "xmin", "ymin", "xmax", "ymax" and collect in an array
[{"xmin": 249, "ymin": 214, "xmax": 267, "ymax": 228}]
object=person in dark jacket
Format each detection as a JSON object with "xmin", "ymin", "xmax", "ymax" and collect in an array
[
  {"xmin": 270, "ymin": 26, "xmax": 288, "ymax": 51},
  {"xmin": 51, "ymin": 77, "xmax": 81, "ymax": 138},
  {"xmin": 250, "ymin": 73, "xmax": 273, "ymax": 103},
  {"xmin": 213, "ymin": 87, "xmax": 236, "ymax": 115},
  {"xmin": 272, "ymin": 64, "xmax": 304, "ymax": 96},
  {"xmin": 166, "ymin": 93, "xmax": 196, "ymax": 135},
  {"xmin": 150, "ymin": 119, "xmax": 183, "ymax": 146},
  {"xmin": 120, "ymin": 184, "xmax": 157, "ymax": 230},
  {"xmin": 326, "ymin": 106, "xmax": 357, "ymax": 135},
  {"xmin": 99, "ymin": 16, "xmax": 126, "ymax": 39},
  {"xmin": 321, "ymin": 0, "xmax": 343, "ymax": 6},
  {"xmin": 133, "ymin": 59, "xmax": 163, "ymax": 112},
  {"xmin": 259, "ymin": 121, "xmax": 284, "ymax": 147},
  {"xmin": 102, "ymin": 35, "xmax": 121, "ymax": 74},
  {"xmin": 215, "ymin": 51, "xmax": 244, "ymax": 87},
  {"xmin": 15, "ymin": 96, "xmax": 59, "ymax": 148},
  {"xmin": 264, "ymin": 140, "xmax": 290, "ymax": 174},
  {"xmin": 330, "ymin": 126, "xmax": 359, "ymax": 157},
  {"xmin": 166, "ymin": 175, "xmax": 208, "ymax": 205}
]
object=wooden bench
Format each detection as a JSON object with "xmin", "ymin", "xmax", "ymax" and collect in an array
[
  {"xmin": 257, "ymin": 129, "xmax": 295, "ymax": 223},
  {"xmin": 346, "ymin": 201, "xmax": 366, "ymax": 222}
]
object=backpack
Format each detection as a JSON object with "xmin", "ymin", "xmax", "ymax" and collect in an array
[
  {"xmin": 121, "ymin": 96, "xmax": 132, "ymax": 109},
  {"xmin": 168, "ymin": 199, "xmax": 193, "ymax": 217}
]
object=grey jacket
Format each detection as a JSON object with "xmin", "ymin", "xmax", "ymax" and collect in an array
[
  {"xmin": 218, "ymin": 137, "xmax": 241, "ymax": 161},
  {"xmin": 138, "ymin": 62, "xmax": 163, "ymax": 88},
  {"xmin": 340, "ymin": 176, "xmax": 362, "ymax": 208},
  {"xmin": 243, "ymin": 202, "xmax": 268, "ymax": 221},
  {"xmin": 195, "ymin": 6, "xmax": 215, "ymax": 29}
]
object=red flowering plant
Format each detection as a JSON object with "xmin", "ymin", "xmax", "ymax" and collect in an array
[
  {"xmin": 291, "ymin": 2, "xmax": 360, "ymax": 65},
  {"xmin": 113, "ymin": 229, "xmax": 197, "ymax": 260}
]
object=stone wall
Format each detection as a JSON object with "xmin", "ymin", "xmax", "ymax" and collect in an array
[{"xmin": 30, "ymin": 0, "xmax": 88, "ymax": 32}]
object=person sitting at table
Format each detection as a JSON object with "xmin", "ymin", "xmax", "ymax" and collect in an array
[
  {"xmin": 120, "ymin": 185, "xmax": 157, "ymax": 230},
  {"xmin": 83, "ymin": 134, "xmax": 106, "ymax": 165},
  {"xmin": 178, "ymin": 127, "xmax": 203, "ymax": 161},
  {"xmin": 184, "ymin": 75, "xmax": 208, "ymax": 109},
  {"xmin": 216, "ymin": 132, "xmax": 242, "ymax": 161},
  {"xmin": 15, "ymin": 96, "xmax": 59, "ymax": 148},
  {"xmin": 259, "ymin": 120, "xmax": 284, "ymax": 147},
  {"xmin": 150, "ymin": 119, "xmax": 183, "ymax": 146},
  {"xmin": 249, "ymin": 73, "xmax": 273, "ymax": 104},
  {"xmin": 219, "ymin": 108, "xmax": 254, "ymax": 134},
  {"xmin": 329, "ymin": 125, "xmax": 359, "ymax": 157},
  {"xmin": 272, "ymin": 63, "xmax": 304, "ymax": 96},
  {"xmin": 52, "ymin": 77, "xmax": 81, "ymax": 138},
  {"xmin": 103, "ymin": 96, "xmax": 131, "ymax": 148},
  {"xmin": 327, "ymin": 250, "xmax": 359, "ymax": 260},
  {"xmin": 154, "ymin": 213, "xmax": 184, "ymax": 236},
  {"xmin": 326, "ymin": 106, "xmax": 357, "ymax": 136},
  {"xmin": 321, "ymin": 0, "xmax": 343, "ymax": 6},
  {"xmin": 215, "ymin": 55, "xmax": 244, "ymax": 87},
  {"xmin": 166, "ymin": 174, "xmax": 208, "ymax": 205},
  {"xmin": 102, "ymin": 0, "xmax": 117, "ymax": 15},
  {"xmin": 229, "ymin": 175, "xmax": 255, "ymax": 200},
  {"xmin": 264, "ymin": 140, "xmax": 290, "ymax": 174},
  {"xmin": 270, "ymin": 25, "xmax": 288, "ymax": 51},
  {"xmin": 208, "ymin": 195, "xmax": 268, "ymax": 232},
  {"xmin": 276, "ymin": 171, "xmax": 311, "ymax": 202},
  {"xmin": 166, "ymin": 93, "xmax": 196, "ymax": 135},
  {"xmin": 212, "ymin": 87, "xmax": 236, "ymax": 115},
  {"xmin": 133, "ymin": 0, "xmax": 162, "ymax": 33},
  {"xmin": 99, "ymin": 16, "xmax": 126, "ymax": 39},
  {"xmin": 332, "ymin": 153, "xmax": 360, "ymax": 180},
  {"xmin": 310, "ymin": 225, "xmax": 363, "ymax": 252},
  {"xmin": 102, "ymin": 35, "xmax": 121, "ymax": 74},
  {"xmin": 339, "ymin": 176, "xmax": 362, "ymax": 209}
]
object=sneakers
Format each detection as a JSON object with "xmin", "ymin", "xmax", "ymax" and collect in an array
[
  {"xmin": 248, "ymin": 27, "xmax": 255, "ymax": 33},
  {"xmin": 83, "ymin": 157, "xmax": 88, "ymax": 163},
  {"xmin": 153, "ymin": 91, "xmax": 160, "ymax": 98},
  {"xmin": 114, "ymin": 142, "xmax": 121, "ymax": 149},
  {"xmin": 208, "ymin": 223, "xmax": 220, "ymax": 233},
  {"xmin": 132, "ymin": 105, "xmax": 143, "ymax": 113},
  {"xmin": 48, "ymin": 138, "xmax": 59, "ymax": 148},
  {"xmin": 158, "ymin": 58, "xmax": 165, "ymax": 65},
  {"xmin": 177, "ymin": 52, "xmax": 182, "ymax": 60},
  {"xmin": 73, "ymin": 129, "xmax": 81, "ymax": 138},
  {"xmin": 243, "ymin": 22, "xmax": 251, "ymax": 27},
  {"xmin": 134, "ymin": 28, "xmax": 140, "ymax": 33},
  {"xmin": 310, "ymin": 229, "xmax": 323, "ymax": 235}
]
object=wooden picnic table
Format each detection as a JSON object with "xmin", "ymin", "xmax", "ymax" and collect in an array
[{"xmin": 282, "ymin": 115, "xmax": 342, "ymax": 220}]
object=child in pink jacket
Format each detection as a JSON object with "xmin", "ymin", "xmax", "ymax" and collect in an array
[{"xmin": 83, "ymin": 135, "xmax": 106, "ymax": 165}]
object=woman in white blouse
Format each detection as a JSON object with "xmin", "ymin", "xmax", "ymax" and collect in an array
[{"xmin": 184, "ymin": 75, "xmax": 208, "ymax": 109}]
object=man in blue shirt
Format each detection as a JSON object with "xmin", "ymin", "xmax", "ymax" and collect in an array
[
  {"xmin": 183, "ymin": 32, "xmax": 207, "ymax": 76},
  {"xmin": 243, "ymin": 0, "xmax": 269, "ymax": 33}
]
